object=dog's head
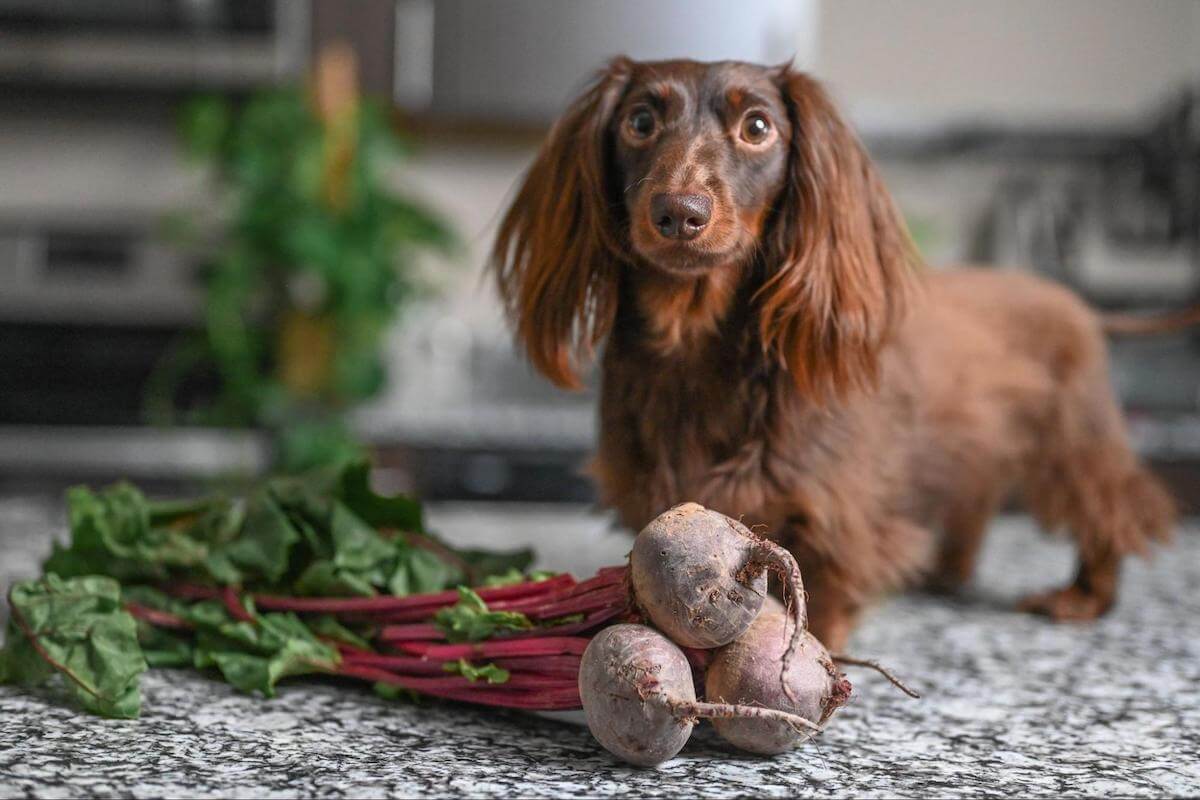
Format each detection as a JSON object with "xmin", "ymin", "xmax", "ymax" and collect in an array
[
  {"xmin": 612, "ymin": 60, "xmax": 791, "ymax": 277},
  {"xmin": 492, "ymin": 58, "xmax": 917, "ymax": 399}
]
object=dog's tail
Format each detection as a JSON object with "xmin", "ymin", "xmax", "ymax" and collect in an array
[{"xmin": 1100, "ymin": 303, "xmax": 1200, "ymax": 336}]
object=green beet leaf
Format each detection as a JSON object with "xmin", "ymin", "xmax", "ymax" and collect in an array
[
  {"xmin": 137, "ymin": 624, "xmax": 195, "ymax": 668},
  {"xmin": 454, "ymin": 546, "xmax": 536, "ymax": 582},
  {"xmin": 336, "ymin": 460, "xmax": 423, "ymax": 532},
  {"xmin": 290, "ymin": 503, "xmax": 397, "ymax": 597},
  {"xmin": 38, "ymin": 461, "xmax": 525, "ymax": 597},
  {"xmin": 442, "ymin": 658, "xmax": 510, "ymax": 684},
  {"xmin": 192, "ymin": 498, "xmax": 246, "ymax": 546},
  {"xmin": 186, "ymin": 602, "xmax": 339, "ymax": 697},
  {"xmin": 0, "ymin": 575, "xmax": 147, "ymax": 719},
  {"xmin": 480, "ymin": 568, "xmax": 558, "ymax": 588},
  {"xmin": 120, "ymin": 586, "xmax": 197, "ymax": 667},
  {"xmin": 200, "ymin": 641, "xmax": 328, "ymax": 697},
  {"xmin": 432, "ymin": 588, "xmax": 533, "ymax": 643},
  {"xmin": 217, "ymin": 491, "xmax": 299, "ymax": 584},
  {"xmin": 293, "ymin": 560, "xmax": 378, "ymax": 597},
  {"xmin": 266, "ymin": 467, "xmax": 340, "ymax": 528},
  {"xmin": 70, "ymin": 484, "xmax": 210, "ymax": 568},
  {"xmin": 479, "ymin": 567, "xmax": 527, "ymax": 588},
  {"xmin": 46, "ymin": 484, "xmax": 210, "ymax": 583},
  {"xmin": 145, "ymin": 495, "xmax": 218, "ymax": 528},
  {"xmin": 289, "ymin": 511, "xmax": 332, "ymax": 561},
  {"xmin": 307, "ymin": 615, "xmax": 373, "ymax": 651},
  {"xmin": 330, "ymin": 502, "xmax": 396, "ymax": 573},
  {"xmin": 388, "ymin": 547, "xmax": 456, "ymax": 597},
  {"xmin": 372, "ymin": 682, "xmax": 420, "ymax": 703}
]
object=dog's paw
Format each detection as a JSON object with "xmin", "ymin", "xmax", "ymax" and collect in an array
[{"xmin": 1017, "ymin": 586, "xmax": 1114, "ymax": 621}]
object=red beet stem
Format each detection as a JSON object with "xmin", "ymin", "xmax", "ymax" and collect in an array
[
  {"xmin": 341, "ymin": 663, "xmax": 572, "ymax": 691},
  {"xmin": 252, "ymin": 573, "xmax": 575, "ymax": 616},
  {"xmin": 349, "ymin": 606, "xmax": 450, "ymax": 624},
  {"xmin": 521, "ymin": 584, "xmax": 628, "ymax": 620},
  {"xmin": 443, "ymin": 674, "xmax": 576, "ymax": 691},
  {"xmin": 484, "ymin": 569, "xmax": 624, "ymax": 613},
  {"xmin": 334, "ymin": 641, "xmax": 377, "ymax": 657},
  {"xmin": 432, "ymin": 687, "xmax": 581, "ymax": 710},
  {"xmin": 540, "ymin": 569, "xmax": 623, "ymax": 601},
  {"xmin": 378, "ymin": 599, "xmax": 624, "ymax": 644},
  {"xmin": 474, "ymin": 573, "xmax": 576, "ymax": 600},
  {"xmin": 499, "ymin": 605, "xmax": 625, "ymax": 639},
  {"xmin": 125, "ymin": 603, "xmax": 193, "ymax": 630},
  {"xmin": 222, "ymin": 586, "xmax": 255, "ymax": 623},
  {"xmin": 335, "ymin": 663, "xmax": 582, "ymax": 709},
  {"xmin": 376, "ymin": 623, "xmax": 444, "ymax": 642},
  {"xmin": 167, "ymin": 583, "xmax": 221, "ymax": 601},
  {"xmin": 352, "ymin": 578, "xmax": 624, "ymax": 628},
  {"xmin": 392, "ymin": 636, "xmax": 591, "ymax": 660},
  {"xmin": 490, "ymin": 655, "xmax": 581, "ymax": 679},
  {"xmin": 340, "ymin": 653, "xmax": 450, "ymax": 674}
]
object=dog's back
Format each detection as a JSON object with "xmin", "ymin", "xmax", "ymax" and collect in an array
[{"xmin": 896, "ymin": 268, "xmax": 1175, "ymax": 616}]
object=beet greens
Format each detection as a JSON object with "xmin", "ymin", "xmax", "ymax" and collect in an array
[{"xmin": 0, "ymin": 461, "xmax": 623, "ymax": 718}]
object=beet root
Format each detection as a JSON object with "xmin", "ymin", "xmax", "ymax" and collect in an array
[
  {"xmin": 629, "ymin": 503, "xmax": 806, "ymax": 652},
  {"xmin": 705, "ymin": 610, "xmax": 852, "ymax": 755},
  {"xmin": 579, "ymin": 624, "xmax": 822, "ymax": 767},
  {"xmin": 578, "ymin": 624, "xmax": 697, "ymax": 766}
]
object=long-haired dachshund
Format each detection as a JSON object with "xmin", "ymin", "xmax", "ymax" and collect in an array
[{"xmin": 490, "ymin": 57, "xmax": 1180, "ymax": 649}]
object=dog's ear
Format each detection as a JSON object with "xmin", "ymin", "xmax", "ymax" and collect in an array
[
  {"xmin": 758, "ymin": 69, "xmax": 920, "ymax": 402},
  {"xmin": 491, "ymin": 57, "xmax": 633, "ymax": 390}
]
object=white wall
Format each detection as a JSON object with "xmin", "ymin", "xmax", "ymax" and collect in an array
[{"xmin": 813, "ymin": 0, "xmax": 1200, "ymax": 131}]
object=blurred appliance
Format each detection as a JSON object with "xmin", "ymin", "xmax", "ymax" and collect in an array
[
  {"xmin": 0, "ymin": 1, "xmax": 309, "ymax": 484},
  {"xmin": 0, "ymin": 0, "xmax": 311, "ymax": 329},
  {"xmin": 0, "ymin": 0, "xmax": 308, "ymax": 89},
  {"xmin": 971, "ymin": 86, "xmax": 1200, "ymax": 474},
  {"xmin": 392, "ymin": 0, "xmax": 814, "ymax": 121},
  {"xmin": 981, "ymin": 86, "xmax": 1200, "ymax": 306},
  {"xmin": 359, "ymin": 309, "xmax": 599, "ymax": 502}
]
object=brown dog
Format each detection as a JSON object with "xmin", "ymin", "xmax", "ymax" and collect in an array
[{"xmin": 490, "ymin": 57, "xmax": 1178, "ymax": 650}]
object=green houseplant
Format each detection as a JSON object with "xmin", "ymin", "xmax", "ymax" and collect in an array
[{"xmin": 154, "ymin": 49, "xmax": 453, "ymax": 471}]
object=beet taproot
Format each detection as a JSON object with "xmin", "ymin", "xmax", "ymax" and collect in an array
[
  {"xmin": 579, "ymin": 624, "xmax": 821, "ymax": 766},
  {"xmin": 705, "ymin": 610, "xmax": 851, "ymax": 755},
  {"xmin": 629, "ymin": 503, "xmax": 806, "ymax": 648}
]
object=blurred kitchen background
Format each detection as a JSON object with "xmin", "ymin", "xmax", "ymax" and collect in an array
[{"xmin": 1, "ymin": 0, "xmax": 1199, "ymax": 510}]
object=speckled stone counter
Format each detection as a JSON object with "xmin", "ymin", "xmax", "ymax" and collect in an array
[{"xmin": 1, "ymin": 498, "xmax": 1197, "ymax": 798}]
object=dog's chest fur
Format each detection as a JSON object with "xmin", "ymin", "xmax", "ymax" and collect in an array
[
  {"xmin": 590, "ymin": 270, "xmax": 928, "ymax": 546},
  {"xmin": 593, "ymin": 274, "xmax": 797, "ymax": 530}
]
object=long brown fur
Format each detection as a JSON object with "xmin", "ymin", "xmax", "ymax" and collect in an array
[{"xmin": 490, "ymin": 58, "xmax": 1177, "ymax": 650}]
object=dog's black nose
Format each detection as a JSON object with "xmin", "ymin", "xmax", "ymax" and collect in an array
[{"xmin": 651, "ymin": 193, "xmax": 712, "ymax": 240}]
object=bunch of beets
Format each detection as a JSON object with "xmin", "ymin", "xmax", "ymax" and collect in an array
[
  {"xmin": 3, "ymin": 470, "xmax": 912, "ymax": 767},
  {"xmin": 241, "ymin": 502, "xmax": 893, "ymax": 766},
  {"xmin": 579, "ymin": 502, "xmax": 866, "ymax": 765}
]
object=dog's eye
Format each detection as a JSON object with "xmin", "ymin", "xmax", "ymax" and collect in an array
[
  {"xmin": 740, "ymin": 114, "xmax": 771, "ymax": 144},
  {"xmin": 627, "ymin": 108, "xmax": 657, "ymax": 139}
]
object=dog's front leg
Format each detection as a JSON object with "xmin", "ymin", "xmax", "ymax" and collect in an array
[{"xmin": 797, "ymin": 566, "xmax": 860, "ymax": 653}]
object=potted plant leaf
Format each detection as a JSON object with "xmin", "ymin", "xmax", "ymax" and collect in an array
[{"xmin": 151, "ymin": 46, "xmax": 454, "ymax": 472}]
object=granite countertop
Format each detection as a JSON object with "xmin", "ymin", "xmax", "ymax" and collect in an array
[{"xmin": 1, "ymin": 497, "xmax": 1197, "ymax": 798}]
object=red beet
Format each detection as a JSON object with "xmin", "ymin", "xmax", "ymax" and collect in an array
[
  {"xmin": 705, "ymin": 610, "xmax": 851, "ymax": 755},
  {"xmin": 579, "ymin": 624, "xmax": 821, "ymax": 767}
]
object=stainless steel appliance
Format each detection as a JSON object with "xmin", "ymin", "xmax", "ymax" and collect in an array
[{"xmin": 0, "ymin": 0, "xmax": 308, "ymax": 484}]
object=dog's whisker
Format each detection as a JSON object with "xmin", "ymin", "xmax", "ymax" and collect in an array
[{"xmin": 623, "ymin": 177, "xmax": 650, "ymax": 195}]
